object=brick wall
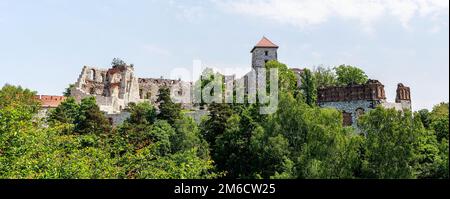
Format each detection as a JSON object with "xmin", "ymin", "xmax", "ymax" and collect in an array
[{"xmin": 34, "ymin": 95, "xmax": 66, "ymax": 108}]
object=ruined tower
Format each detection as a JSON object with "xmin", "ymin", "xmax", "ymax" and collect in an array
[
  {"xmin": 396, "ymin": 83, "xmax": 412, "ymax": 110},
  {"xmin": 251, "ymin": 37, "xmax": 278, "ymax": 70}
]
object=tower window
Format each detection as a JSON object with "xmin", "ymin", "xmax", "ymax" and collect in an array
[{"xmin": 265, "ymin": 51, "xmax": 268, "ymax": 56}]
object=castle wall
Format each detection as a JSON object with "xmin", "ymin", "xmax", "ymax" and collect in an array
[
  {"xmin": 317, "ymin": 80, "xmax": 412, "ymax": 127},
  {"xmin": 71, "ymin": 65, "xmax": 140, "ymax": 114},
  {"xmin": 71, "ymin": 65, "xmax": 194, "ymax": 114},
  {"xmin": 34, "ymin": 95, "xmax": 66, "ymax": 108},
  {"xmin": 318, "ymin": 100, "xmax": 377, "ymax": 127},
  {"xmin": 106, "ymin": 111, "xmax": 131, "ymax": 126},
  {"xmin": 317, "ymin": 80, "xmax": 386, "ymax": 102}
]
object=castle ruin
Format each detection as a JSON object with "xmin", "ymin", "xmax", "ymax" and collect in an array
[
  {"xmin": 317, "ymin": 81, "xmax": 411, "ymax": 126},
  {"xmin": 35, "ymin": 37, "xmax": 412, "ymax": 127}
]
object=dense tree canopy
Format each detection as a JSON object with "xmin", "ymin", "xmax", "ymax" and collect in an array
[
  {"xmin": 300, "ymin": 68, "xmax": 317, "ymax": 106},
  {"xmin": 313, "ymin": 66, "xmax": 337, "ymax": 88},
  {"xmin": 334, "ymin": 65, "xmax": 368, "ymax": 86}
]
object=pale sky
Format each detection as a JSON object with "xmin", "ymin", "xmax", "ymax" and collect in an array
[{"xmin": 0, "ymin": 0, "xmax": 448, "ymax": 110}]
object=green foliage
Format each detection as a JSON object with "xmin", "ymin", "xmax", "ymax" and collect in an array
[
  {"xmin": 300, "ymin": 68, "xmax": 317, "ymax": 106},
  {"xmin": 172, "ymin": 116, "xmax": 209, "ymax": 158},
  {"xmin": 157, "ymin": 86, "xmax": 181, "ymax": 125},
  {"xmin": 192, "ymin": 68, "xmax": 227, "ymax": 109},
  {"xmin": 412, "ymin": 127, "xmax": 442, "ymax": 179},
  {"xmin": 125, "ymin": 102, "xmax": 157, "ymax": 125},
  {"xmin": 267, "ymin": 93, "xmax": 362, "ymax": 179},
  {"xmin": 335, "ymin": 65, "xmax": 368, "ymax": 86},
  {"xmin": 265, "ymin": 61, "xmax": 297, "ymax": 93},
  {"xmin": 417, "ymin": 109, "xmax": 431, "ymax": 129},
  {"xmin": 123, "ymin": 148, "xmax": 217, "ymax": 179},
  {"xmin": 48, "ymin": 97, "xmax": 79, "ymax": 125},
  {"xmin": 63, "ymin": 84, "xmax": 75, "ymax": 97},
  {"xmin": 358, "ymin": 107, "xmax": 418, "ymax": 178},
  {"xmin": 201, "ymin": 102, "xmax": 233, "ymax": 145},
  {"xmin": 313, "ymin": 66, "xmax": 337, "ymax": 88},
  {"xmin": 430, "ymin": 102, "xmax": 449, "ymax": 142},
  {"xmin": 48, "ymin": 97, "xmax": 110, "ymax": 134},
  {"xmin": 0, "ymin": 84, "xmax": 40, "ymax": 115},
  {"xmin": 111, "ymin": 58, "xmax": 126, "ymax": 68},
  {"xmin": 75, "ymin": 97, "xmax": 111, "ymax": 134}
]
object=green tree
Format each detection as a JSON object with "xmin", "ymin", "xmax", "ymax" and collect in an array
[
  {"xmin": 213, "ymin": 114, "xmax": 247, "ymax": 178},
  {"xmin": 200, "ymin": 102, "xmax": 233, "ymax": 146},
  {"xmin": 300, "ymin": 68, "xmax": 317, "ymax": 106},
  {"xmin": 172, "ymin": 116, "xmax": 209, "ymax": 159},
  {"xmin": 125, "ymin": 102, "xmax": 157, "ymax": 125},
  {"xmin": 412, "ymin": 126, "xmax": 442, "ymax": 179},
  {"xmin": 313, "ymin": 66, "xmax": 337, "ymax": 88},
  {"xmin": 334, "ymin": 65, "xmax": 368, "ymax": 86},
  {"xmin": 265, "ymin": 61, "xmax": 297, "ymax": 93},
  {"xmin": 63, "ymin": 84, "xmax": 75, "ymax": 97},
  {"xmin": 123, "ymin": 148, "xmax": 217, "ymax": 179},
  {"xmin": 75, "ymin": 97, "xmax": 111, "ymax": 134},
  {"xmin": 47, "ymin": 97, "xmax": 79, "ymax": 125},
  {"xmin": 157, "ymin": 86, "xmax": 181, "ymax": 125},
  {"xmin": 0, "ymin": 84, "xmax": 40, "ymax": 115},
  {"xmin": 430, "ymin": 102, "xmax": 449, "ymax": 142},
  {"xmin": 111, "ymin": 58, "xmax": 126, "ymax": 68},
  {"xmin": 266, "ymin": 93, "xmax": 362, "ymax": 179},
  {"xmin": 417, "ymin": 109, "xmax": 431, "ymax": 129},
  {"xmin": 358, "ymin": 107, "xmax": 418, "ymax": 179}
]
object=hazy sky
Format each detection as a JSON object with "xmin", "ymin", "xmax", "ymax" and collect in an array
[{"xmin": 0, "ymin": 0, "xmax": 448, "ymax": 110}]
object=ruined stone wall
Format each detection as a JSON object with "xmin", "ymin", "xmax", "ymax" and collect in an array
[
  {"xmin": 71, "ymin": 65, "xmax": 140, "ymax": 114},
  {"xmin": 318, "ymin": 100, "xmax": 377, "ymax": 127},
  {"xmin": 317, "ymin": 79, "xmax": 386, "ymax": 102},
  {"xmin": 105, "ymin": 111, "xmax": 131, "ymax": 126},
  {"xmin": 138, "ymin": 78, "xmax": 193, "ymax": 109},
  {"xmin": 71, "ymin": 64, "xmax": 195, "ymax": 114},
  {"xmin": 317, "ymin": 80, "xmax": 412, "ymax": 127}
]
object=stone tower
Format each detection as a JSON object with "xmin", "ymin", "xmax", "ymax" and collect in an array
[
  {"xmin": 251, "ymin": 37, "xmax": 279, "ymax": 70},
  {"xmin": 396, "ymin": 83, "xmax": 412, "ymax": 110}
]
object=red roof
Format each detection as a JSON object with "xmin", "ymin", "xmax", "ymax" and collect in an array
[
  {"xmin": 34, "ymin": 95, "xmax": 66, "ymax": 108},
  {"xmin": 251, "ymin": 37, "xmax": 278, "ymax": 52}
]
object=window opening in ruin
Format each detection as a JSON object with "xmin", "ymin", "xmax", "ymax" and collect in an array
[
  {"xmin": 342, "ymin": 112, "xmax": 353, "ymax": 126},
  {"xmin": 265, "ymin": 51, "xmax": 268, "ymax": 56},
  {"xmin": 90, "ymin": 69, "xmax": 95, "ymax": 80},
  {"xmin": 89, "ymin": 88, "xmax": 95, "ymax": 95}
]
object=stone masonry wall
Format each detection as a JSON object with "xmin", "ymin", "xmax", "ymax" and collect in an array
[
  {"xmin": 252, "ymin": 47, "xmax": 278, "ymax": 69},
  {"xmin": 318, "ymin": 100, "xmax": 377, "ymax": 127}
]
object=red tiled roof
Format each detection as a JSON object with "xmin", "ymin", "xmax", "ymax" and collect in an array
[
  {"xmin": 251, "ymin": 37, "xmax": 278, "ymax": 52},
  {"xmin": 34, "ymin": 95, "xmax": 66, "ymax": 108}
]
